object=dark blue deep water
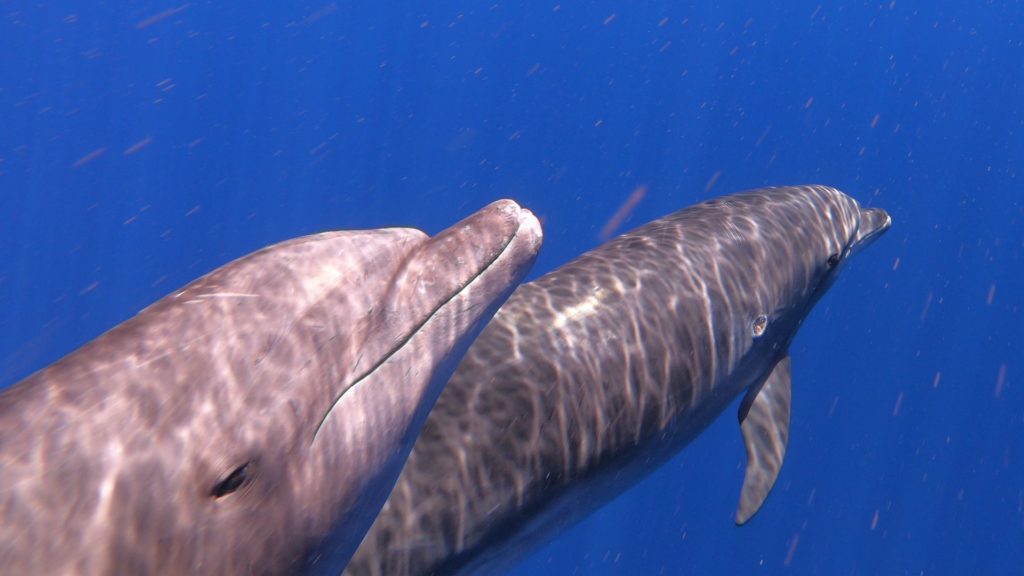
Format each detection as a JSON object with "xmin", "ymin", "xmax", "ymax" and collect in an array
[{"xmin": 1, "ymin": 2, "xmax": 1021, "ymax": 574}]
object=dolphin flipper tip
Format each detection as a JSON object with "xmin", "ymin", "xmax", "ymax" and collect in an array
[{"xmin": 736, "ymin": 356, "xmax": 792, "ymax": 525}]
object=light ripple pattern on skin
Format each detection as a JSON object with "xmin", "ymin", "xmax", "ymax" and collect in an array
[
  {"xmin": 0, "ymin": 200, "xmax": 543, "ymax": 576},
  {"xmin": 347, "ymin": 185, "xmax": 891, "ymax": 576}
]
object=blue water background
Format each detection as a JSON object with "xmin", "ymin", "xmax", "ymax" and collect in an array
[{"xmin": 1, "ymin": 2, "xmax": 1021, "ymax": 574}]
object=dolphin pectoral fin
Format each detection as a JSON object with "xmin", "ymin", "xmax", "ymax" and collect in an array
[{"xmin": 736, "ymin": 355, "xmax": 792, "ymax": 525}]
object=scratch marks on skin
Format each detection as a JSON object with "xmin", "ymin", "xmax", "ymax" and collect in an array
[
  {"xmin": 133, "ymin": 349, "xmax": 176, "ymax": 371},
  {"xmin": 133, "ymin": 335, "xmax": 207, "ymax": 370},
  {"xmin": 180, "ymin": 292, "xmax": 261, "ymax": 303}
]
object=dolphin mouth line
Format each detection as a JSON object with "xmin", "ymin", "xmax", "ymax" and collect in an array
[
  {"xmin": 850, "ymin": 207, "xmax": 892, "ymax": 256},
  {"xmin": 310, "ymin": 216, "xmax": 529, "ymax": 446}
]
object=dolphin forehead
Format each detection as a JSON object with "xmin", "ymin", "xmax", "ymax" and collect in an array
[
  {"xmin": 599, "ymin": 186, "xmax": 860, "ymax": 280},
  {"xmin": 693, "ymin": 185, "xmax": 886, "ymax": 273},
  {"xmin": 771, "ymin": 185, "xmax": 891, "ymax": 254},
  {"xmin": 179, "ymin": 227, "xmax": 429, "ymax": 306},
  {"xmin": 698, "ymin": 185, "xmax": 861, "ymax": 248},
  {"xmin": 163, "ymin": 227, "xmax": 430, "ymax": 347},
  {"xmin": 577, "ymin": 185, "xmax": 889, "ymax": 350}
]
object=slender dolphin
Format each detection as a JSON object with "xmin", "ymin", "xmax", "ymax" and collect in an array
[
  {"xmin": 0, "ymin": 200, "xmax": 542, "ymax": 575},
  {"xmin": 347, "ymin": 185, "xmax": 891, "ymax": 576}
]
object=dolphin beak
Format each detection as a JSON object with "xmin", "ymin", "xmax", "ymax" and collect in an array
[
  {"xmin": 852, "ymin": 207, "xmax": 892, "ymax": 254},
  {"xmin": 392, "ymin": 199, "xmax": 542, "ymax": 316},
  {"xmin": 311, "ymin": 199, "xmax": 543, "ymax": 446}
]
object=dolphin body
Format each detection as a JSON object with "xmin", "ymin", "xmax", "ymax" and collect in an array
[
  {"xmin": 0, "ymin": 200, "xmax": 543, "ymax": 575},
  {"xmin": 347, "ymin": 185, "xmax": 891, "ymax": 576}
]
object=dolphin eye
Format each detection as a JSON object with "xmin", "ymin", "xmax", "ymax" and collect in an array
[
  {"xmin": 751, "ymin": 315, "xmax": 768, "ymax": 337},
  {"xmin": 827, "ymin": 253, "xmax": 841, "ymax": 268},
  {"xmin": 211, "ymin": 462, "xmax": 252, "ymax": 498}
]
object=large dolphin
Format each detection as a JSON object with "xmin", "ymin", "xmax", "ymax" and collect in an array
[
  {"xmin": 348, "ymin": 185, "xmax": 891, "ymax": 576},
  {"xmin": 0, "ymin": 200, "xmax": 542, "ymax": 575}
]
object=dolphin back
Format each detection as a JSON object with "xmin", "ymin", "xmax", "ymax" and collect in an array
[{"xmin": 347, "ymin": 185, "xmax": 890, "ymax": 576}]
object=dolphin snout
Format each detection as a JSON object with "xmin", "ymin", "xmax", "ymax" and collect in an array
[
  {"xmin": 415, "ymin": 199, "xmax": 541, "ymax": 290},
  {"xmin": 854, "ymin": 206, "xmax": 892, "ymax": 249}
]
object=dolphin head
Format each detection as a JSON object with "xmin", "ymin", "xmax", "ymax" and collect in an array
[
  {"xmin": 680, "ymin": 185, "xmax": 891, "ymax": 392},
  {"xmin": 679, "ymin": 186, "xmax": 890, "ymax": 525},
  {"xmin": 0, "ymin": 200, "xmax": 542, "ymax": 574},
  {"xmin": 750, "ymin": 185, "xmax": 891, "ymax": 350}
]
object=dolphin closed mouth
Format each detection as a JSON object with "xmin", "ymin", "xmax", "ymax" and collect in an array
[{"xmin": 853, "ymin": 206, "xmax": 892, "ymax": 253}]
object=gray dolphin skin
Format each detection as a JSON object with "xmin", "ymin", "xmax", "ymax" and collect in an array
[
  {"xmin": 347, "ymin": 185, "xmax": 891, "ymax": 576},
  {"xmin": 0, "ymin": 199, "xmax": 543, "ymax": 575}
]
